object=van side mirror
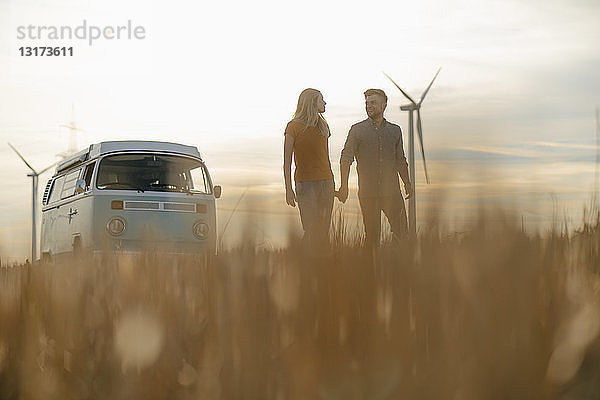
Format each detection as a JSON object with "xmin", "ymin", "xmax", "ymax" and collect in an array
[
  {"xmin": 75, "ymin": 179, "xmax": 86, "ymax": 194},
  {"xmin": 213, "ymin": 185, "xmax": 222, "ymax": 199}
]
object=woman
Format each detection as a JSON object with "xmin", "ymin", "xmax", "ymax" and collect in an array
[{"xmin": 283, "ymin": 88, "xmax": 335, "ymax": 248}]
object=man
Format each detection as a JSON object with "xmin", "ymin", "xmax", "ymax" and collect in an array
[{"xmin": 337, "ymin": 89, "xmax": 413, "ymax": 246}]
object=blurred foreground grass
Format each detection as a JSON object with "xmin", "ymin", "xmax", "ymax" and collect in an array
[{"xmin": 1, "ymin": 209, "xmax": 600, "ymax": 399}]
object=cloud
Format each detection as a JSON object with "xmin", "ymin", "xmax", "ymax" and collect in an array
[
  {"xmin": 446, "ymin": 145, "xmax": 544, "ymax": 159},
  {"xmin": 532, "ymin": 141, "xmax": 598, "ymax": 151}
]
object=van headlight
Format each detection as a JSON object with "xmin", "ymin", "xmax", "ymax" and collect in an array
[
  {"xmin": 106, "ymin": 217, "xmax": 126, "ymax": 236},
  {"xmin": 192, "ymin": 222, "xmax": 209, "ymax": 240}
]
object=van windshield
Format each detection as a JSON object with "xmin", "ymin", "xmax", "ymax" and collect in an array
[{"xmin": 96, "ymin": 154, "xmax": 211, "ymax": 194}]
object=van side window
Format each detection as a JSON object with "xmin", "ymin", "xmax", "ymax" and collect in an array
[
  {"xmin": 83, "ymin": 162, "xmax": 95, "ymax": 190},
  {"xmin": 42, "ymin": 180, "xmax": 53, "ymax": 205},
  {"xmin": 47, "ymin": 175, "xmax": 66, "ymax": 204},
  {"xmin": 60, "ymin": 169, "xmax": 82, "ymax": 199}
]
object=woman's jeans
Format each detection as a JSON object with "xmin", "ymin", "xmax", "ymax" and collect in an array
[{"xmin": 295, "ymin": 179, "xmax": 334, "ymax": 246}]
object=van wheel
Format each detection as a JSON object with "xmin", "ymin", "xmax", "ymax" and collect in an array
[
  {"xmin": 73, "ymin": 236, "xmax": 82, "ymax": 257},
  {"xmin": 202, "ymin": 251, "xmax": 216, "ymax": 266}
]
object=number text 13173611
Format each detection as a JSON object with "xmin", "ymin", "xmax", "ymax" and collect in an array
[{"xmin": 19, "ymin": 47, "xmax": 73, "ymax": 56}]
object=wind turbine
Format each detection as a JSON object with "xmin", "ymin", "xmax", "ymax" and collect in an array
[
  {"xmin": 8, "ymin": 143, "xmax": 56, "ymax": 262},
  {"xmin": 58, "ymin": 103, "xmax": 86, "ymax": 157},
  {"xmin": 383, "ymin": 68, "xmax": 441, "ymax": 236}
]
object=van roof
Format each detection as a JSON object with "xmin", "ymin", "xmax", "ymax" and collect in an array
[{"xmin": 55, "ymin": 141, "xmax": 203, "ymax": 174}]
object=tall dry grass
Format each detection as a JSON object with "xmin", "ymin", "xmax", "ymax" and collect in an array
[{"xmin": 0, "ymin": 207, "xmax": 600, "ymax": 399}]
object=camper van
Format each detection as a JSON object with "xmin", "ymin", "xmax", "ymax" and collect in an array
[{"xmin": 40, "ymin": 141, "xmax": 221, "ymax": 259}]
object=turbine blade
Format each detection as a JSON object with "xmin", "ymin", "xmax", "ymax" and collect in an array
[
  {"xmin": 38, "ymin": 162, "xmax": 57, "ymax": 175},
  {"xmin": 418, "ymin": 67, "xmax": 441, "ymax": 106},
  {"xmin": 416, "ymin": 110, "xmax": 430, "ymax": 184},
  {"xmin": 59, "ymin": 124, "xmax": 86, "ymax": 133},
  {"xmin": 382, "ymin": 72, "xmax": 417, "ymax": 105},
  {"xmin": 8, "ymin": 143, "xmax": 37, "ymax": 174}
]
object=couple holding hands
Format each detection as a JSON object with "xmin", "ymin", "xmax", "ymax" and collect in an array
[{"xmin": 283, "ymin": 88, "xmax": 413, "ymax": 248}]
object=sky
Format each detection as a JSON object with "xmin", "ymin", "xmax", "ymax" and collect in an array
[{"xmin": 0, "ymin": 0, "xmax": 599, "ymax": 260}]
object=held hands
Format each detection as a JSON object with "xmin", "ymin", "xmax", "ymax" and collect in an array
[
  {"xmin": 404, "ymin": 182, "xmax": 414, "ymax": 199},
  {"xmin": 335, "ymin": 185, "xmax": 411, "ymax": 201},
  {"xmin": 285, "ymin": 188, "xmax": 297, "ymax": 207},
  {"xmin": 335, "ymin": 186, "xmax": 349, "ymax": 203}
]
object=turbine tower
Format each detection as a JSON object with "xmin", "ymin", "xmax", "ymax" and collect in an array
[
  {"xmin": 8, "ymin": 143, "xmax": 56, "ymax": 262},
  {"xmin": 383, "ymin": 68, "xmax": 441, "ymax": 236},
  {"xmin": 595, "ymin": 107, "xmax": 599, "ymax": 199}
]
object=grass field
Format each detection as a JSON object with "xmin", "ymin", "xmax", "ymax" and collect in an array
[{"xmin": 0, "ymin": 206, "xmax": 599, "ymax": 399}]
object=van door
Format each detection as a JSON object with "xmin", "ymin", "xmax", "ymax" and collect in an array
[
  {"xmin": 70, "ymin": 162, "xmax": 95, "ymax": 252},
  {"xmin": 55, "ymin": 168, "xmax": 82, "ymax": 253}
]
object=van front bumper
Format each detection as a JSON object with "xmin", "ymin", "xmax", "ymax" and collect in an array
[{"xmin": 93, "ymin": 239, "xmax": 216, "ymax": 255}]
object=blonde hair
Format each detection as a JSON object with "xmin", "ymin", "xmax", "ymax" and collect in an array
[{"xmin": 292, "ymin": 88, "xmax": 330, "ymax": 137}]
